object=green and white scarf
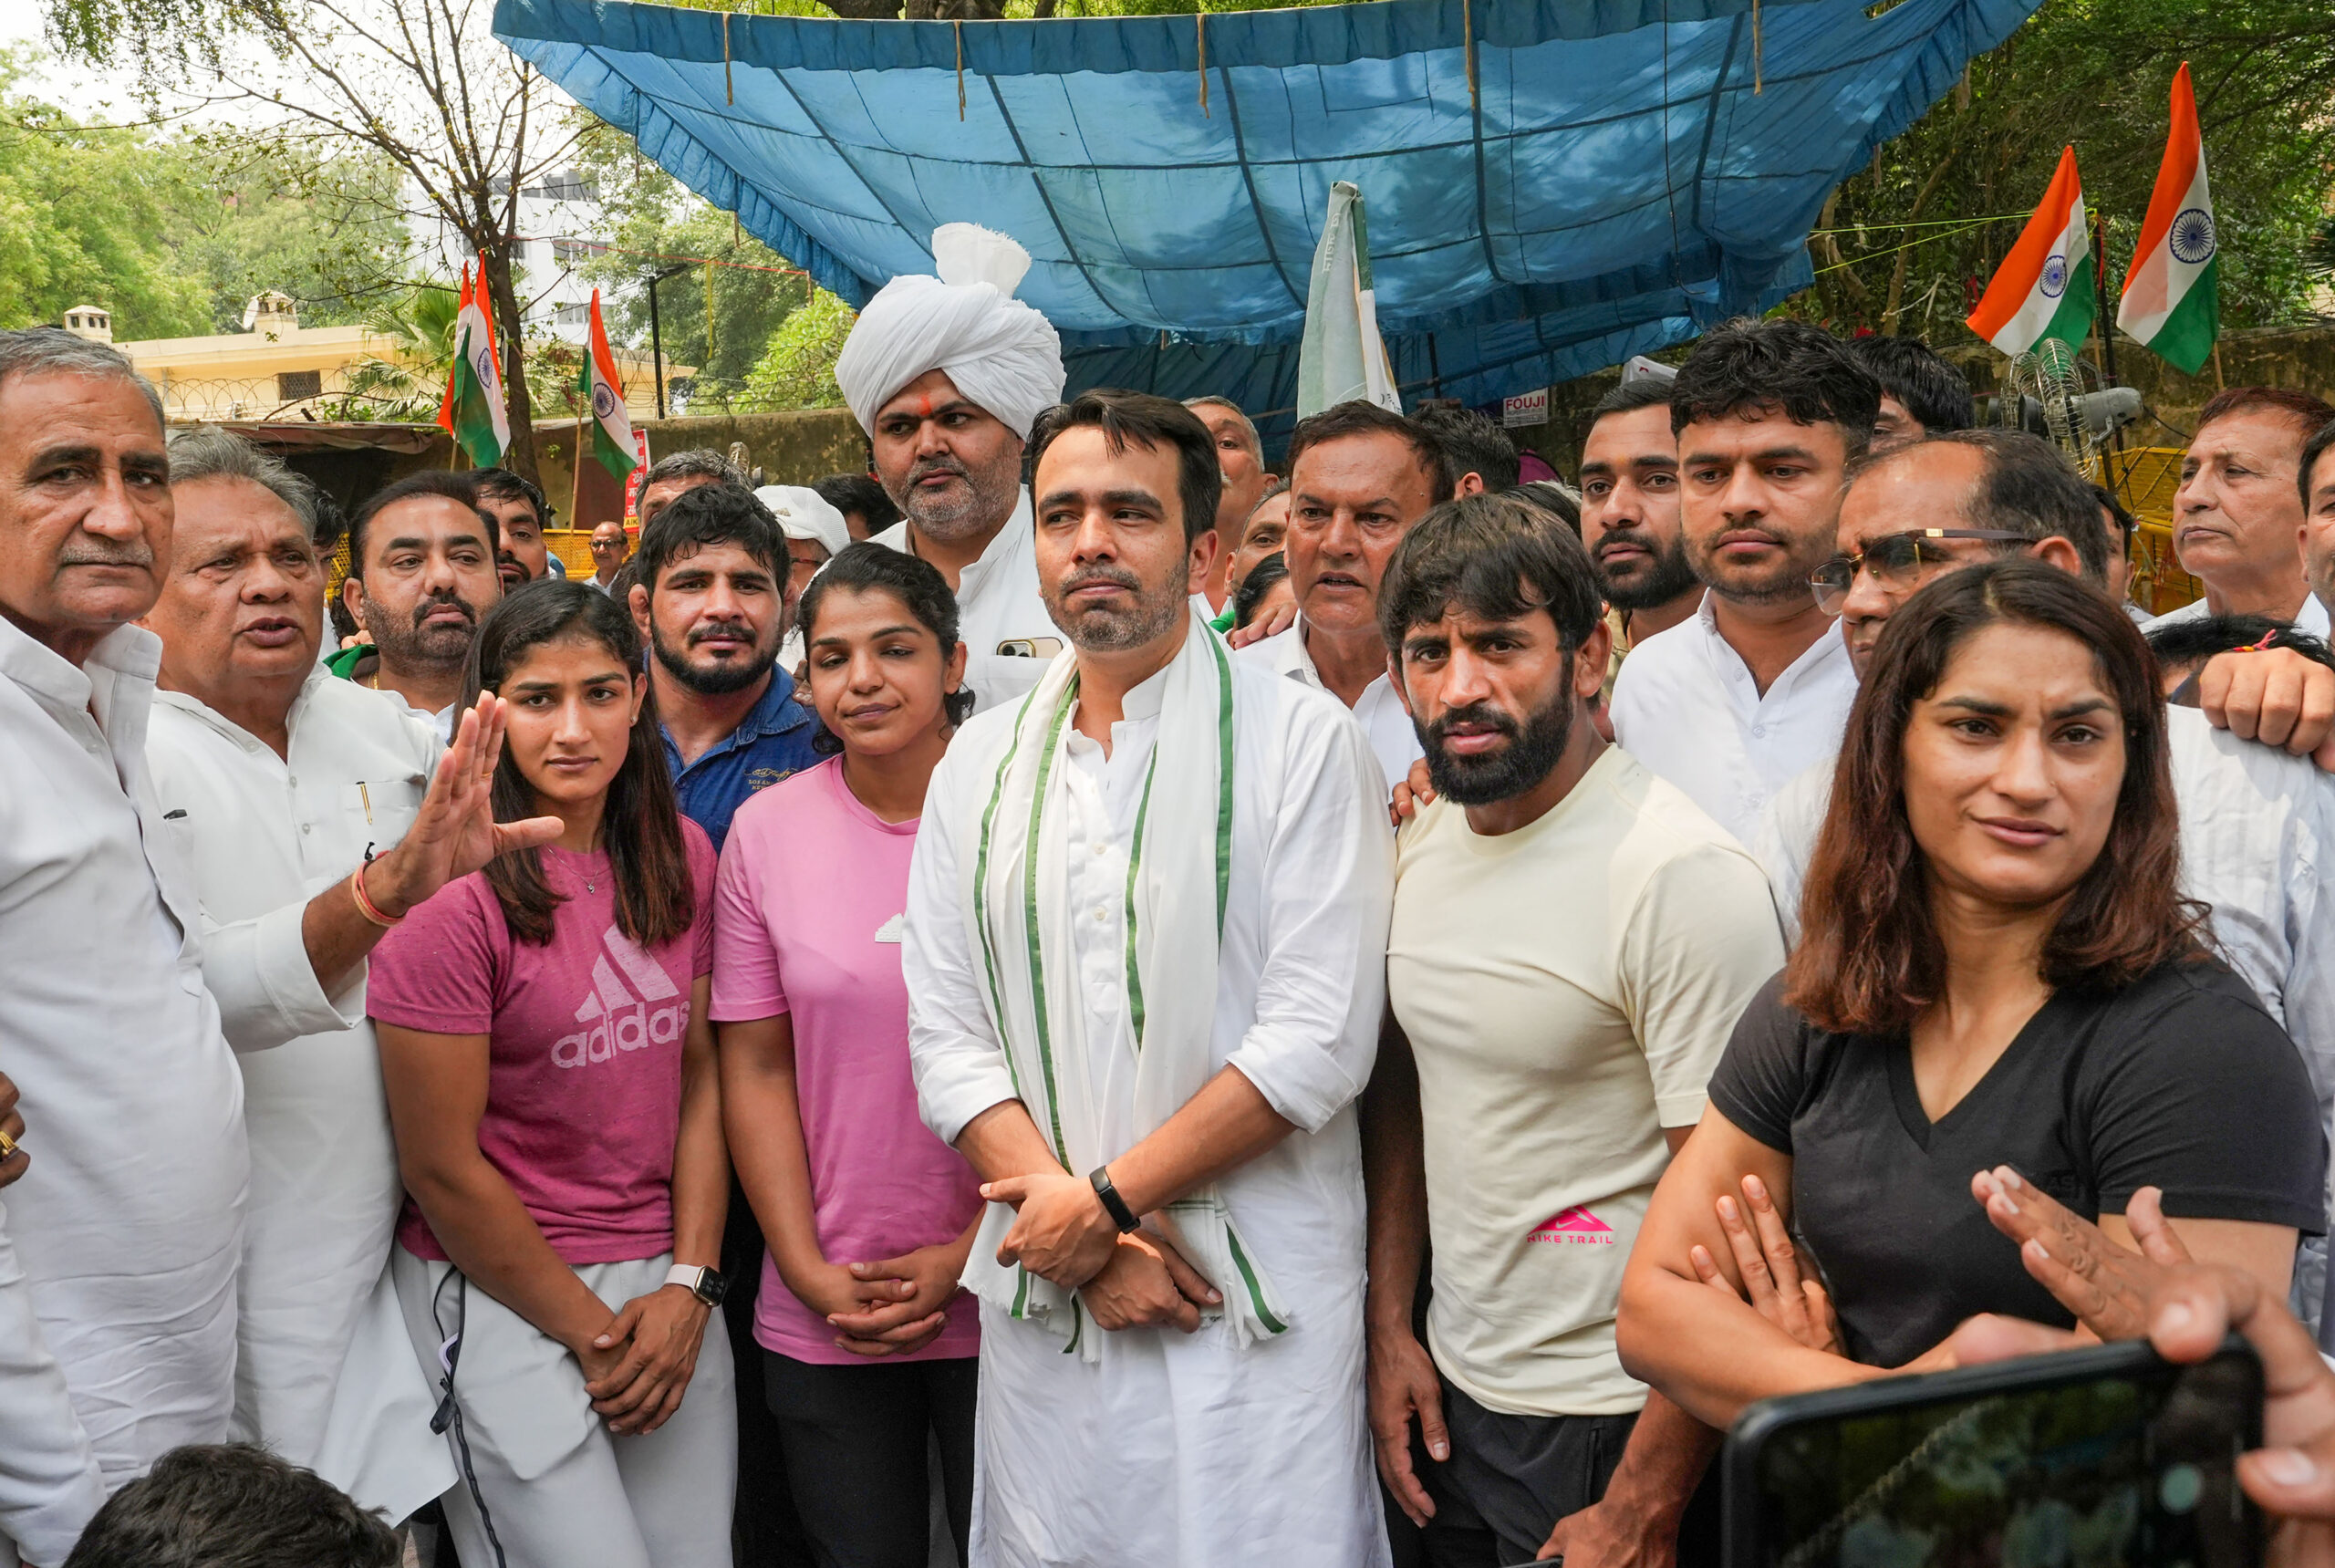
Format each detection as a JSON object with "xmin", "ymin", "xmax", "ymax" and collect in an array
[{"xmin": 958, "ymin": 609, "xmax": 1292, "ymax": 1360}]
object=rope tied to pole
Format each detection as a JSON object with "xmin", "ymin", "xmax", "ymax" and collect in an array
[
  {"xmin": 1461, "ymin": 0, "xmax": 1477, "ymax": 110},
  {"xmin": 723, "ymin": 10, "xmax": 734, "ymax": 104},
  {"xmin": 1751, "ymin": 0, "xmax": 1761, "ymax": 94},
  {"xmin": 1197, "ymin": 12, "xmax": 1209, "ymax": 118}
]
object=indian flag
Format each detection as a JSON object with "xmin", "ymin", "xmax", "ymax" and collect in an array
[
  {"xmin": 2118, "ymin": 63, "xmax": 2218, "ymax": 376},
  {"xmin": 580, "ymin": 291, "xmax": 637, "ymax": 484},
  {"xmin": 437, "ymin": 260, "xmax": 511, "ymax": 469},
  {"xmin": 1966, "ymin": 146, "xmax": 2094, "ymax": 358}
]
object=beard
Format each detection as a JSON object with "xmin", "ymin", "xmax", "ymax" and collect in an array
[
  {"xmin": 1594, "ymin": 527, "xmax": 1700, "ymax": 611},
  {"xmin": 652, "ymin": 618, "xmax": 779, "ymax": 696},
  {"xmin": 363, "ymin": 588, "xmax": 478, "ymax": 675},
  {"xmin": 1686, "ymin": 524, "xmax": 1834, "ymax": 607},
  {"xmin": 1416, "ymin": 660, "xmax": 1576, "ymax": 806},
  {"xmin": 1049, "ymin": 563, "xmax": 1189, "ymax": 653},
  {"xmin": 892, "ymin": 448, "xmax": 1023, "ymax": 544}
]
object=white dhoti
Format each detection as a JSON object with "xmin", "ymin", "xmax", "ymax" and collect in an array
[{"xmin": 906, "ymin": 614, "xmax": 1397, "ymax": 1568}]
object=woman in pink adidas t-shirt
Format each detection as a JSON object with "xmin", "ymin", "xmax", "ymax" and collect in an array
[
  {"xmin": 716, "ymin": 544, "xmax": 985, "ymax": 1566},
  {"xmin": 368, "ymin": 581, "xmax": 734, "ymax": 1568}
]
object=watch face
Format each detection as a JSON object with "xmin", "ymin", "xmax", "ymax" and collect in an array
[{"xmin": 697, "ymin": 1270, "xmax": 730, "ymax": 1307}]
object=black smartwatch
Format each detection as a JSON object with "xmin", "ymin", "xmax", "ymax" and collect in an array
[
  {"xmin": 666, "ymin": 1263, "xmax": 730, "ymax": 1307},
  {"xmin": 1089, "ymin": 1165, "xmax": 1141, "ymax": 1232}
]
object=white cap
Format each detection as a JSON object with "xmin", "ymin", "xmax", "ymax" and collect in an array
[{"xmin": 754, "ymin": 485, "xmax": 851, "ymax": 559}]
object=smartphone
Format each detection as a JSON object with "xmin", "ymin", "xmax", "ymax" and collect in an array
[
  {"xmin": 1723, "ymin": 1337, "xmax": 2263, "ymax": 1568},
  {"xmin": 995, "ymin": 637, "xmax": 1065, "ymax": 659}
]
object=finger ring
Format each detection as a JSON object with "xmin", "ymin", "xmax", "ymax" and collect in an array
[{"xmin": 0, "ymin": 1129, "xmax": 18, "ymax": 1159}]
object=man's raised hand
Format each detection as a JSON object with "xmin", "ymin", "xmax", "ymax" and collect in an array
[{"xmin": 366, "ymin": 697, "xmax": 564, "ymax": 919}]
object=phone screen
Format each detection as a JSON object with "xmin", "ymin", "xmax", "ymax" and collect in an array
[{"xmin": 1739, "ymin": 1346, "xmax": 2261, "ymax": 1568}]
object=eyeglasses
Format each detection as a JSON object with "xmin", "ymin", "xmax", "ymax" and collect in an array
[{"xmin": 1809, "ymin": 529, "xmax": 2035, "ymax": 615}]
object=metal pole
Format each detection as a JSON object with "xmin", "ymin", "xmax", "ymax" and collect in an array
[{"xmin": 648, "ymin": 276, "xmax": 668, "ymax": 421}]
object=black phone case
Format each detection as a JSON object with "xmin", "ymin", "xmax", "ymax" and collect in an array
[{"xmin": 1721, "ymin": 1337, "xmax": 2263, "ymax": 1568}]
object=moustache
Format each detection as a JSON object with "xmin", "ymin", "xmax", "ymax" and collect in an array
[
  {"xmin": 1592, "ymin": 527, "xmax": 1654, "ymax": 559},
  {"xmin": 58, "ymin": 544, "xmax": 154, "ymax": 569},
  {"xmin": 410, "ymin": 593, "xmax": 477, "ymax": 630},
  {"xmin": 1058, "ymin": 567, "xmax": 1144, "ymax": 597},
  {"xmin": 908, "ymin": 456, "xmax": 970, "ymax": 485},
  {"xmin": 1427, "ymin": 702, "xmax": 1520, "ymax": 744},
  {"xmin": 686, "ymin": 619, "xmax": 754, "ymax": 646}
]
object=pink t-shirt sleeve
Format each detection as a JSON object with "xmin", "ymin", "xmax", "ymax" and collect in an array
[
  {"xmin": 685, "ymin": 819, "xmax": 718, "ymax": 981},
  {"xmin": 711, "ymin": 815, "xmax": 787, "ymax": 1022},
  {"xmin": 367, "ymin": 877, "xmax": 502, "ymax": 1034}
]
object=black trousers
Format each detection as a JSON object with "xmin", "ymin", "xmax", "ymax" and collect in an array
[
  {"xmin": 1417, "ymin": 1378, "xmax": 1720, "ymax": 1568},
  {"xmin": 763, "ymin": 1349, "xmax": 979, "ymax": 1568},
  {"xmin": 723, "ymin": 1189, "xmax": 815, "ymax": 1566}
]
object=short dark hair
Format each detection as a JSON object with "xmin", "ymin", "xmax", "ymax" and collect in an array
[
  {"xmin": 1847, "ymin": 429, "xmax": 2116, "ymax": 587},
  {"xmin": 794, "ymin": 541, "xmax": 976, "ymax": 753},
  {"xmin": 463, "ymin": 581, "xmax": 695, "ymax": 949},
  {"xmin": 2295, "ymin": 418, "xmax": 2335, "ymax": 515},
  {"xmin": 1510, "ymin": 479, "xmax": 1582, "ymax": 535},
  {"xmin": 1411, "ymin": 405, "xmax": 1520, "ymax": 493},
  {"xmin": 1232, "ymin": 549, "xmax": 1289, "ymax": 628},
  {"xmin": 1842, "ymin": 336, "xmax": 1976, "ymax": 433},
  {"xmin": 641, "ymin": 447, "xmax": 748, "ymax": 491},
  {"xmin": 62, "ymin": 1444, "xmax": 397, "ymax": 1568},
  {"xmin": 634, "ymin": 482, "xmax": 784, "ymax": 595},
  {"xmin": 346, "ymin": 470, "xmax": 494, "ymax": 581},
  {"xmin": 2147, "ymin": 613, "xmax": 2335, "ymax": 675},
  {"xmin": 1790, "ymin": 560, "xmax": 2196, "ymax": 1033},
  {"xmin": 2092, "ymin": 482, "xmax": 2138, "ymax": 546},
  {"xmin": 1670, "ymin": 317, "xmax": 1882, "ymax": 452},
  {"xmin": 472, "ymin": 466, "xmax": 549, "ymax": 527},
  {"xmin": 812, "ymin": 472, "xmax": 900, "ymax": 535},
  {"xmin": 2197, "ymin": 386, "xmax": 2335, "ymax": 447},
  {"xmin": 1378, "ymin": 492, "xmax": 1603, "ymax": 655},
  {"xmin": 1284, "ymin": 400, "xmax": 1455, "ymax": 505},
  {"xmin": 1590, "ymin": 377, "xmax": 1676, "ymax": 424},
  {"xmin": 1027, "ymin": 389, "xmax": 1223, "ymax": 545}
]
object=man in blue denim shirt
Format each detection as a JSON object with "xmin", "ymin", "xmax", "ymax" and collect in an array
[{"xmin": 628, "ymin": 482, "xmax": 824, "ymax": 852}]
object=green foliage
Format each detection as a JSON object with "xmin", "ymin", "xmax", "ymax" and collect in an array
[
  {"xmin": 329, "ymin": 285, "xmax": 460, "ymax": 421},
  {"xmin": 1802, "ymin": 0, "xmax": 2335, "ymax": 344},
  {"xmin": 742, "ymin": 287, "xmax": 855, "ymax": 410},
  {"xmin": 569, "ymin": 130, "xmax": 817, "ymax": 402},
  {"xmin": 0, "ymin": 57, "xmax": 209, "ymax": 336},
  {"xmin": 159, "ymin": 140, "xmax": 412, "ymax": 332}
]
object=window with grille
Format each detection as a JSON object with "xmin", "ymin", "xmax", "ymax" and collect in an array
[
  {"xmin": 275, "ymin": 369, "xmax": 323, "ymax": 401},
  {"xmin": 552, "ymin": 238, "xmax": 608, "ymax": 269}
]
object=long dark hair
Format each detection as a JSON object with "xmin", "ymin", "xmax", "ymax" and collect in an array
[
  {"xmin": 461, "ymin": 581, "xmax": 695, "ymax": 949},
  {"xmin": 1787, "ymin": 559, "xmax": 2200, "ymax": 1034},
  {"xmin": 794, "ymin": 543, "xmax": 974, "ymax": 756}
]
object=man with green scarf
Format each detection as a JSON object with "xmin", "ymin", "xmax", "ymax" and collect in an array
[{"xmin": 904, "ymin": 389, "xmax": 1396, "ymax": 1566}]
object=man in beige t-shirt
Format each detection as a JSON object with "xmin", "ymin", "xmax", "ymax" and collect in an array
[{"xmin": 1365, "ymin": 495, "xmax": 1783, "ymax": 1568}]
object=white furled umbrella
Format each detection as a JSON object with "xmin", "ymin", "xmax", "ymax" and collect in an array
[{"xmin": 1296, "ymin": 182, "xmax": 1402, "ymax": 418}]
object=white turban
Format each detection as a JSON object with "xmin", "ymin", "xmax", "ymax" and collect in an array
[
  {"xmin": 835, "ymin": 224, "xmax": 1065, "ymax": 441},
  {"xmin": 753, "ymin": 484, "xmax": 851, "ymax": 559}
]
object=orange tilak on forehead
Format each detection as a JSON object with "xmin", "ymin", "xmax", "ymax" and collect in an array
[{"xmin": 911, "ymin": 394, "xmax": 936, "ymax": 421}]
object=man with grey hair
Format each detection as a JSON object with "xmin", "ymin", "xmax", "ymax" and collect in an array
[
  {"xmin": 142, "ymin": 426, "xmax": 555, "ymax": 1525},
  {"xmin": 0, "ymin": 327, "xmax": 249, "ymax": 1566},
  {"xmin": 637, "ymin": 447, "xmax": 748, "ymax": 528},
  {"xmin": 1185, "ymin": 396, "xmax": 1276, "ymax": 615}
]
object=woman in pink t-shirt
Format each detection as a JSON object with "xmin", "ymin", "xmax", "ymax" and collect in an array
[
  {"xmin": 369, "ymin": 582, "xmax": 735, "ymax": 1568},
  {"xmin": 715, "ymin": 544, "xmax": 985, "ymax": 1566}
]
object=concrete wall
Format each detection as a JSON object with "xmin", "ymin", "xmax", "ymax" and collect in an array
[{"xmin": 534, "ymin": 406, "xmax": 868, "ymax": 525}]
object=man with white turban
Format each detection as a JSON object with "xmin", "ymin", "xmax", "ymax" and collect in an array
[{"xmin": 835, "ymin": 224, "xmax": 1068, "ymax": 713}]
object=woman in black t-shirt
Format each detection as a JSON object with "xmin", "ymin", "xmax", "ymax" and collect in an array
[{"xmin": 1616, "ymin": 560, "xmax": 2324, "ymax": 1428}]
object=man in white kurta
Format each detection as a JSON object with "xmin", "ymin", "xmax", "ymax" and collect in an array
[
  {"xmin": 0, "ymin": 331, "xmax": 247, "ymax": 1568},
  {"xmin": 905, "ymin": 389, "xmax": 1396, "ymax": 1567}
]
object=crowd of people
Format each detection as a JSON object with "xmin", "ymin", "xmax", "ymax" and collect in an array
[{"xmin": 5, "ymin": 217, "xmax": 2335, "ymax": 1568}]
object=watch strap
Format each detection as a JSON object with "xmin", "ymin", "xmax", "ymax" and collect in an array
[
  {"xmin": 1089, "ymin": 1165, "xmax": 1141, "ymax": 1233},
  {"xmin": 665, "ymin": 1263, "xmax": 720, "ymax": 1303}
]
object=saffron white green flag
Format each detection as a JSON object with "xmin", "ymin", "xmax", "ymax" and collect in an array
[
  {"xmin": 437, "ymin": 261, "xmax": 511, "ymax": 468},
  {"xmin": 1966, "ymin": 145, "xmax": 2094, "ymax": 358},
  {"xmin": 2118, "ymin": 63, "xmax": 2218, "ymax": 377},
  {"xmin": 580, "ymin": 291, "xmax": 637, "ymax": 483},
  {"xmin": 1296, "ymin": 182, "xmax": 1402, "ymax": 418}
]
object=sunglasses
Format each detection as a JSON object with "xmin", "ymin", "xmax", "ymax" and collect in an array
[{"xmin": 1809, "ymin": 529, "xmax": 2034, "ymax": 615}]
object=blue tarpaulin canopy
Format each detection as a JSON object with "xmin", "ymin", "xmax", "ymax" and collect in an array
[{"xmin": 495, "ymin": 0, "xmax": 2038, "ymax": 433}]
